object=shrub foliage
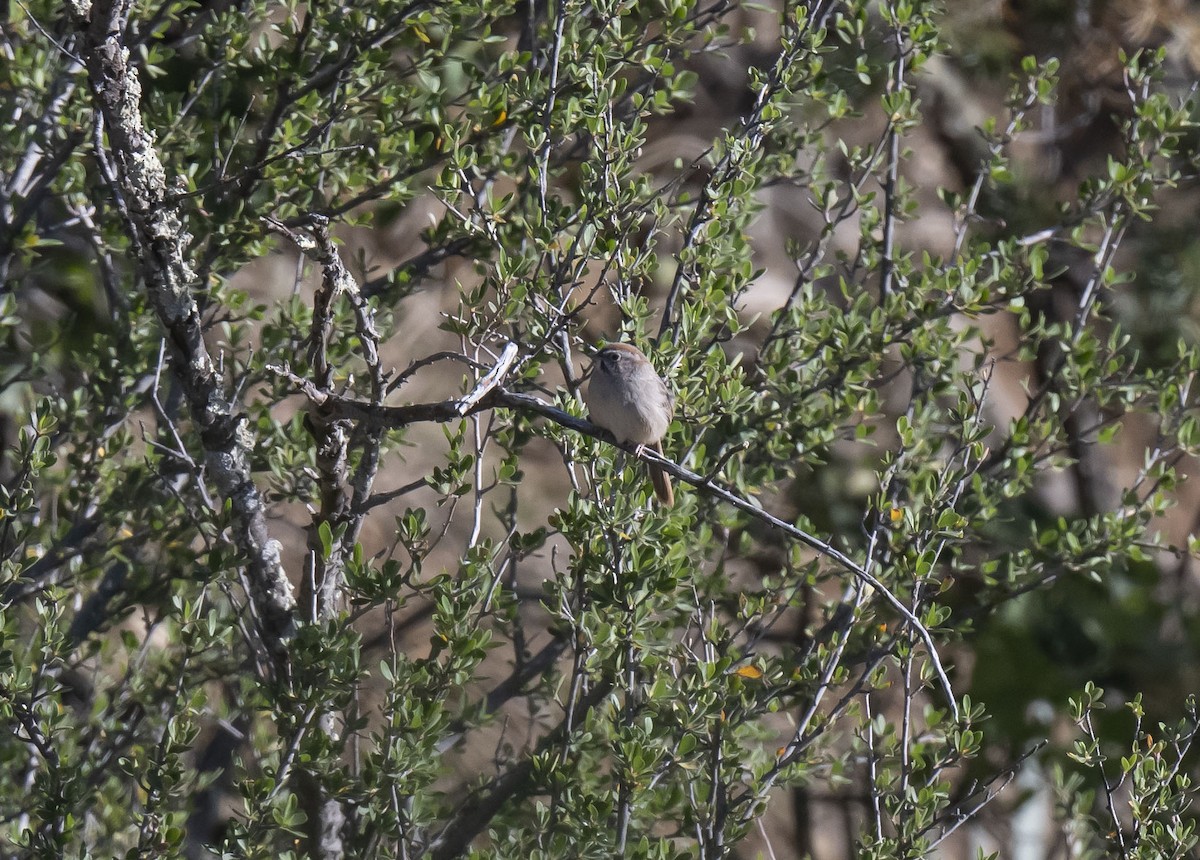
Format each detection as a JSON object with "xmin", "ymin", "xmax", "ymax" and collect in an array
[{"xmin": 2, "ymin": 0, "xmax": 1200, "ymax": 858}]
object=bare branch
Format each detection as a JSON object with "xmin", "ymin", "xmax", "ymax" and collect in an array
[{"xmin": 275, "ymin": 374, "xmax": 959, "ymax": 720}]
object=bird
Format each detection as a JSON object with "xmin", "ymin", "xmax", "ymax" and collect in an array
[{"xmin": 584, "ymin": 342, "xmax": 675, "ymax": 506}]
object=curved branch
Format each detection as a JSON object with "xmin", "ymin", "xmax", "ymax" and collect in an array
[{"xmin": 275, "ymin": 372, "xmax": 959, "ymax": 720}]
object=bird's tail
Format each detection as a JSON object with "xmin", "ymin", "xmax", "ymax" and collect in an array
[{"xmin": 648, "ymin": 441, "xmax": 674, "ymax": 507}]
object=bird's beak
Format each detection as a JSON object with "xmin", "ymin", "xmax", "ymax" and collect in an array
[{"xmin": 580, "ymin": 342, "xmax": 603, "ymax": 379}]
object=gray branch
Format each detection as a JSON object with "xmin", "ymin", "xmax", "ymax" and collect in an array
[
  {"xmin": 275, "ymin": 372, "xmax": 958, "ymax": 720},
  {"xmin": 73, "ymin": 0, "xmax": 296, "ymax": 666}
]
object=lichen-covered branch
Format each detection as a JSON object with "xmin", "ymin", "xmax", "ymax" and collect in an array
[{"xmin": 72, "ymin": 0, "xmax": 295, "ymax": 667}]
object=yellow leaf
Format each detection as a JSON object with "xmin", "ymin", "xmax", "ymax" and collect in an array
[
  {"xmin": 734, "ymin": 665, "xmax": 763, "ymax": 680},
  {"xmin": 413, "ymin": 25, "xmax": 430, "ymax": 43},
  {"xmin": 889, "ymin": 507, "xmax": 902, "ymax": 523}
]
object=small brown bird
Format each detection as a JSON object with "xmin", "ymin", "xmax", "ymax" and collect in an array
[{"xmin": 584, "ymin": 342, "xmax": 675, "ymax": 506}]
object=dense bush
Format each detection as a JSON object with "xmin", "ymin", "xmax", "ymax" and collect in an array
[{"xmin": 3, "ymin": 1, "xmax": 1200, "ymax": 857}]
